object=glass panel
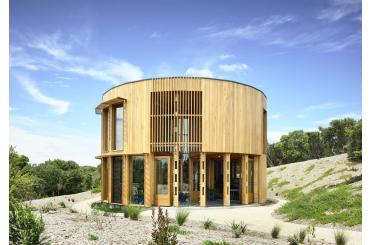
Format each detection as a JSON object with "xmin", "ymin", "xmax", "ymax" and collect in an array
[
  {"xmin": 193, "ymin": 160, "xmax": 200, "ymax": 191},
  {"xmin": 105, "ymin": 109, "xmax": 110, "ymax": 151},
  {"xmin": 249, "ymin": 159, "xmax": 254, "ymax": 193},
  {"xmin": 181, "ymin": 154, "xmax": 189, "ymax": 192},
  {"xmin": 112, "ymin": 157, "xmax": 122, "ymax": 203},
  {"xmin": 156, "ymin": 158, "xmax": 168, "ymax": 194},
  {"xmin": 115, "ymin": 106, "xmax": 123, "ymax": 150},
  {"xmin": 131, "ymin": 156, "xmax": 144, "ymax": 204}
]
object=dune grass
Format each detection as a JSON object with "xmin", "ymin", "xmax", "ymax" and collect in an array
[
  {"xmin": 277, "ymin": 184, "xmax": 361, "ymax": 226},
  {"xmin": 268, "ymin": 177, "xmax": 280, "ymax": 188}
]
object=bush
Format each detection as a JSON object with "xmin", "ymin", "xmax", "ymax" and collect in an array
[
  {"xmin": 151, "ymin": 207, "xmax": 177, "ymax": 245},
  {"xmin": 202, "ymin": 241, "xmax": 231, "ymax": 245},
  {"xmin": 91, "ymin": 201, "xmax": 122, "ymax": 213},
  {"xmin": 128, "ymin": 206, "xmax": 142, "ymax": 220},
  {"xmin": 335, "ymin": 230, "xmax": 348, "ymax": 245},
  {"xmin": 123, "ymin": 206, "xmax": 129, "ymax": 218},
  {"xmin": 271, "ymin": 224, "xmax": 281, "ymax": 238},
  {"xmin": 88, "ymin": 234, "xmax": 99, "ymax": 241},
  {"xmin": 175, "ymin": 208, "xmax": 190, "ymax": 226},
  {"xmin": 9, "ymin": 199, "xmax": 46, "ymax": 244},
  {"xmin": 40, "ymin": 202, "xmax": 56, "ymax": 213},
  {"xmin": 230, "ymin": 220, "xmax": 247, "ymax": 238},
  {"xmin": 203, "ymin": 218, "xmax": 215, "ymax": 230},
  {"xmin": 91, "ymin": 186, "xmax": 101, "ymax": 193},
  {"xmin": 287, "ymin": 229, "xmax": 306, "ymax": 245}
]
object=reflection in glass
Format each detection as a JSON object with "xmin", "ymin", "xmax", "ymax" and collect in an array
[
  {"xmin": 131, "ymin": 156, "xmax": 144, "ymax": 204},
  {"xmin": 193, "ymin": 160, "xmax": 200, "ymax": 191},
  {"xmin": 156, "ymin": 159, "xmax": 168, "ymax": 194},
  {"xmin": 249, "ymin": 158, "xmax": 254, "ymax": 193},
  {"xmin": 115, "ymin": 106, "xmax": 123, "ymax": 150}
]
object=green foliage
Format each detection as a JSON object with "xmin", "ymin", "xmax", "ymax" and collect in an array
[
  {"xmin": 271, "ymin": 224, "xmax": 281, "ymax": 238},
  {"xmin": 267, "ymin": 169, "xmax": 274, "ymax": 175},
  {"xmin": 267, "ymin": 118, "xmax": 362, "ymax": 166},
  {"xmin": 151, "ymin": 207, "xmax": 178, "ymax": 245},
  {"xmin": 168, "ymin": 224, "xmax": 191, "ymax": 235},
  {"xmin": 279, "ymin": 166, "xmax": 286, "ymax": 171},
  {"xmin": 268, "ymin": 177, "xmax": 279, "ymax": 188},
  {"xmin": 203, "ymin": 218, "xmax": 215, "ymax": 230},
  {"xmin": 230, "ymin": 220, "xmax": 247, "ymax": 238},
  {"xmin": 58, "ymin": 201, "xmax": 66, "ymax": 208},
  {"xmin": 88, "ymin": 234, "xmax": 99, "ymax": 241},
  {"xmin": 91, "ymin": 186, "xmax": 101, "ymax": 193},
  {"xmin": 91, "ymin": 201, "xmax": 123, "ymax": 213},
  {"xmin": 277, "ymin": 180, "xmax": 290, "ymax": 188},
  {"xmin": 334, "ymin": 230, "xmax": 348, "ymax": 245},
  {"xmin": 175, "ymin": 208, "xmax": 190, "ymax": 226},
  {"xmin": 277, "ymin": 185, "xmax": 362, "ymax": 226},
  {"xmin": 9, "ymin": 199, "xmax": 46, "ymax": 244},
  {"xmin": 202, "ymin": 241, "xmax": 231, "ymax": 245},
  {"xmin": 128, "ymin": 206, "xmax": 142, "ymax": 220},
  {"xmin": 287, "ymin": 229, "xmax": 306, "ymax": 245},
  {"xmin": 304, "ymin": 164, "xmax": 315, "ymax": 174}
]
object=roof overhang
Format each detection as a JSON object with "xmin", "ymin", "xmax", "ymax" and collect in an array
[{"xmin": 95, "ymin": 97, "xmax": 126, "ymax": 114}]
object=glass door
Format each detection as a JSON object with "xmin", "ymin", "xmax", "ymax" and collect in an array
[
  {"xmin": 131, "ymin": 156, "xmax": 144, "ymax": 205},
  {"xmin": 155, "ymin": 156, "xmax": 171, "ymax": 206},
  {"xmin": 112, "ymin": 157, "xmax": 122, "ymax": 204}
]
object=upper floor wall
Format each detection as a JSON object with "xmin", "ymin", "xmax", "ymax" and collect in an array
[{"xmin": 101, "ymin": 77, "xmax": 267, "ymax": 155}]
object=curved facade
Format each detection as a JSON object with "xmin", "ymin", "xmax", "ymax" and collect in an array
[{"xmin": 96, "ymin": 77, "xmax": 267, "ymax": 207}]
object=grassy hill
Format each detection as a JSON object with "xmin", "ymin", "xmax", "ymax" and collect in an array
[{"xmin": 267, "ymin": 154, "xmax": 362, "ymax": 227}]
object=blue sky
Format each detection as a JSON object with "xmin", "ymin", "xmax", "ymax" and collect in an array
[{"xmin": 9, "ymin": 0, "xmax": 362, "ymax": 165}]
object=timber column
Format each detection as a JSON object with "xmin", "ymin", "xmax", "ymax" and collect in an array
[
  {"xmin": 241, "ymin": 155, "xmax": 249, "ymax": 204},
  {"xmin": 144, "ymin": 153, "xmax": 154, "ymax": 207},
  {"xmin": 258, "ymin": 154, "xmax": 267, "ymax": 203},
  {"xmin": 122, "ymin": 155, "xmax": 130, "ymax": 205},
  {"xmin": 173, "ymin": 148, "xmax": 179, "ymax": 207},
  {"xmin": 200, "ymin": 152, "xmax": 206, "ymax": 207},
  {"xmin": 253, "ymin": 155, "xmax": 259, "ymax": 202},
  {"xmin": 223, "ymin": 154, "xmax": 230, "ymax": 206}
]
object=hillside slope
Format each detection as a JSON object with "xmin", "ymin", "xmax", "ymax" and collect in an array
[{"xmin": 267, "ymin": 154, "xmax": 362, "ymax": 198}]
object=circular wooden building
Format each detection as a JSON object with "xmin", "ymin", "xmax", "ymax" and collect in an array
[{"xmin": 96, "ymin": 77, "xmax": 267, "ymax": 207}]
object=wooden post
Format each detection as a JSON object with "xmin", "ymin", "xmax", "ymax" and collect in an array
[
  {"xmin": 144, "ymin": 153, "xmax": 154, "ymax": 207},
  {"xmin": 101, "ymin": 159, "xmax": 105, "ymax": 201},
  {"xmin": 253, "ymin": 155, "xmax": 259, "ymax": 203},
  {"xmin": 173, "ymin": 149, "xmax": 179, "ymax": 207},
  {"xmin": 107, "ymin": 157, "xmax": 113, "ymax": 203},
  {"xmin": 258, "ymin": 154, "xmax": 267, "ymax": 203},
  {"xmin": 200, "ymin": 153, "xmax": 206, "ymax": 207},
  {"xmin": 223, "ymin": 154, "xmax": 230, "ymax": 206},
  {"xmin": 123, "ymin": 155, "xmax": 130, "ymax": 205},
  {"xmin": 241, "ymin": 155, "xmax": 249, "ymax": 204}
]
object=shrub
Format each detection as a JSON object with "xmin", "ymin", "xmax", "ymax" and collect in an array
[
  {"xmin": 123, "ymin": 206, "xmax": 129, "ymax": 218},
  {"xmin": 9, "ymin": 199, "xmax": 46, "ymax": 244},
  {"xmin": 40, "ymin": 202, "xmax": 56, "ymax": 213},
  {"xmin": 175, "ymin": 208, "xmax": 190, "ymax": 226},
  {"xmin": 203, "ymin": 218, "xmax": 215, "ymax": 230},
  {"xmin": 91, "ymin": 201, "xmax": 122, "ymax": 213},
  {"xmin": 287, "ymin": 229, "xmax": 306, "ymax": 245},
  {"xmin": 128, "ymin": 206, "xmax": 142, "ymax": 220},
  {"xmin": 271, "ymin": 224, "xmax": 281, "ymax": 238},
  {"xmin": 335, "ymin": 230, "xmax": 348, "ymax": 245},
  {"xmin": 91, "ymin": 186, "xmax": 101, "ymax": 193},
  {"xmin": 58, "ymin": 201, "xmax": 66, "ymax": 208},
  {"xmin": 88, "ymin": 234, "xmax": 99, "ymax": 241},
  {"xmin": 202, "ymin": 241, "xmax": 231, "ymax": 245},
  {"xmin": 168, "ymin": 224, "xmax": 191, "ymax": 235},
  {"xmin": 151, "ymin": 207, "xmax": 177, "ymax": 245},
  {"xmin": 230, "ymin": 220, "xmax": 246, "ymax": 238}
]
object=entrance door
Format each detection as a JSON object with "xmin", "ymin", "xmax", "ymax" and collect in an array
[
  {"xmin": 112, "ymin": 156, "xmax": 122, "ymax": 204},
  {"xmin": 155, "ymin": 156, "xmax": 171, "ymax": 206}
]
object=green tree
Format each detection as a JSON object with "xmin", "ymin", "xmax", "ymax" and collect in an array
[
  {"xmin": 346, "ymin": 119, "xmax": 362, "ymax": 161},
  {"xmin": 280, "ymin": 130, "xmax": 310, "ymax": 164},
  {"xmin": 306, "ymin": 131, "xmax": 324, "ymax": 159}
]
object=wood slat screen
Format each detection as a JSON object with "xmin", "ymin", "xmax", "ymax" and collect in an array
[{"xmin": 150, "ymin": 91, "xmax": 202, "ymax": 153}]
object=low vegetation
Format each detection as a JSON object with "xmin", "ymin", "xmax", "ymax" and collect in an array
[
  {"xmin": 277, "ymin": 184, "xmax": 361, "ymax": 226},
  {"xmin": 277, "ymin": 180, "xmax": 290, "ymax": 188},
  {"xmin": 168, "ymin": 224, "xmax": 191, "ymax": 235},
  {"xmin": 88, "ymin": 234, "xmax": 99, "ymax": 241},
  {"xmin": 230, "ymin": 220, "xmax": 247, "ymax": 238},
  {"xmin": 334, "ymin": 230, "xmax": 348, "ymax": 245},
  {"xmin": 203, "ymin": 218, "xmax": 215, "ymax": 230},
  {"xmin": 202, "ymin": 241, "xmax": 231, "ymax": 245},
  {"xmin": 268, "ymin": 177, "xmax": 280, "ymax": 188},
  {"xmin": 175, "ymin": 208, "xmax": 190, "ymax": 226},
  {"xmin": 287, "ymin": 229, "xmax": 306, "ymax": 245},
  {"xmin": 91, "ymin": 201, "xmax": 123, "ymax": 213},
  {"xmin": 151, "ymin": 207, "xmax": 177, "ymax": 245},
  {"xmin": 271, "ymin": 224, "xmax": 281, "ymax": 239},
  {"xmin": 127, "ymin": 206, "xmax": 142, "ymax": 220},
  {"xmin": 40, "ymin": 202, "xmax": 57, "ymax": 213},
  {"xmin": 304, "ymin": 164, "xmax": 315, "ymax": 174}
]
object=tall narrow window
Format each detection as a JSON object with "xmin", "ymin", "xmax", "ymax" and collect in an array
[
  {"xmin": 114, "ymin": 105, "xmax": 123, "ymax": 150},
  {"xmin": 248, "ymin": 158, "xmax": 254, "ymax": 193},
  {"xmin": 156, "ymin": 158, "xmax": 168, "ymax": 194},
  {"xmin": 193, "ymin": 160, "xmax": 200, "ymax": 191},
  {"xmin": 103, "ymin": 109, "xmax": 110, "ymax": 152}
]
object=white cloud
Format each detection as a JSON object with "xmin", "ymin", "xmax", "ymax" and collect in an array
[
  {"xmin": 185, "ymin": 67, "xmax": 213, "ymax": 77},
  {"xmin": 207, "ymin": 15, "xmax": 295, "ymax": 40},
  {"xmin": 268, "ymin": 130, "xmax": 288, "ymax": 143},
  {"xmin": 219, "ymin": 54, "xmax": 234, "ymax": 60},
  {"xmin": 315, "ymin": 112, "xmax": 361, "ymax": 125},
  {"xmin": 270, "ymin": 114, "xmax": 281, "ymax": 120},
  {"xmin": 318, "ymin": 0, "xmax": 361, "ymax": 22},
  {"xmin": 319, "ymin": 31, "xmax": 361, "ymax": 52},
  {"xmin": 149, "ymin": 32, "xmax": 161, "ymax": 39},
  {"xmin": 10, "ymin": 126, "xmax": 100, "ymax": 165},
  {"xmin": 66, "ymin": 59, "xmax": 143, "ymax": 84},
  {"xmin": 16, "ymin": 75, "xmax": 70, "ymax": 114},
  {"xmin": 219, "ymin": 63, "xmax": 250, "ymax": 72}
]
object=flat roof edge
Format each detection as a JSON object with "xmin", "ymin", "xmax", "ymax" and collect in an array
[{"xmin": 102, "ymin": 76, "xmax": 267, "ymax": 99}]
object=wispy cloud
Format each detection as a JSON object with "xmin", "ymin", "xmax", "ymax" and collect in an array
[
  {"xmin": 185, "ymin": 67, "xmax": 213, "ymax": 77},
  {"xmin": 16, "ymin": 74, "xmax": 70, "ymax": 114},
  {"xmin": 318, "ymin": 31, "xmax": 361, "ymax": 52},
  {"xmin": 207, "ymin": 15, "xmax": 295, "ymax": 40},
  {"xmin": 149, "ymin": 32, "xmax": 161, "ymax": 39},
  {"xmin": 219, "ymin": 54, "xmax": 234, "ymax": 60},
  {"xmin": 297, "ymin": 102, "xmax": 342, "ymax": 119},
  {"xmin": 317, "ymin": 0, "xmax": 361, "ymax": 22},
  {"xmin": 219, "ymin": 63, "xmax": 250, "ymax": 73},
  {"xmin": 315, "ymin": 112, "xmax": 361, "ymax": 125},
  {"xmin": 270, "ymin": 114, "xmax": 281, "ymax": 120}
]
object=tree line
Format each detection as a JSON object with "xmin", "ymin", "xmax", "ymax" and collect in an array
[
  {"xmin": 9, "ymin": 146, "xmax": 100, "ymax": 201},
  {"xmin": 267, "ymin": 118, "xmax": 362, "ymax": 166}
]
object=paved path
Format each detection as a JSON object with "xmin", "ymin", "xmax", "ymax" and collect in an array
[{"xmin": 73, "ymin": 197, "xmax": 362, "ymax": 245}]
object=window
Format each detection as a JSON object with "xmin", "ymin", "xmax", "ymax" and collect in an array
[
  {"xmin": 156, "ymin": 158, "xmax": 168, "ymax": 194},
  {"xmin": 103, "ymin": 109, "xmax": 110, "ymax": 152},
  {"xmin": 193, "ymin": 160, "xmax": 200, "ymax": 191},
  {"xmin": 249, "ymin": 158, "xmax": 254, "ymax": 193},
  {"xmin": 131, "ymin": 156, "xmax": 144, "ymax": 204},
  {"xmin": 114, "ymin": 105, "xmax": 123, "ymax": 150},
  {"xmin": 112, "ymin": 157, "xmax": 122, "ymax": 203}
]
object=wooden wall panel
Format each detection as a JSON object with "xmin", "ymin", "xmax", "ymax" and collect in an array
[
  {"xmin": 144, "ymin": 153, "xmax": 154, "ymax": 207},
  {"xmin": 258, "ymin": 154, "xmax": 267, "ymax": 203},
  {"xmin": 200, "ymin": 153, "xmax": 206, "ymax": 207}
]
